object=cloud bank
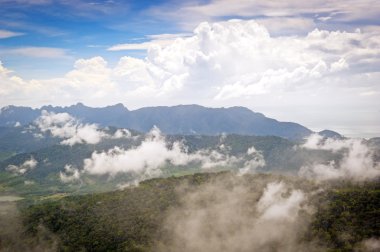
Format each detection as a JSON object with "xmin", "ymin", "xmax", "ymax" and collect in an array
[
  {"xmin": 299, "ymin": 134, "xmax": 380, "ymax": 181},
  {"xmin": 80, "ymin": 127, "xmax": 264, "ymax": 183},
  {"xmin": 83, "ymin": 127, "xmax": 187, "ymax": 178}
]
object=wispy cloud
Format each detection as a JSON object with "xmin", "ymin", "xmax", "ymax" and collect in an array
[
  {"xmin": 148, "ymin": 0, "xmax": 380, "ymax": 32},
  {"xmin": 0, "ymin": 20, "xmax": 67, "ymax": 37},
  {"xmin": 0, "ymin": 29, "xmax": 24, "ymax": 39},
  {"xmin": 108, "ymin": 33, "xmax": 191, "ymax": 51},
  {"xmin": 108, "ymin": 41, "xmax": 160, "ymax": 51},
  {"xmin": 0, "ymin": 0, "xmax": 52, "ymax": 5},
  {"xmin": 3, "ymin": 47, "xmax": 70, "ymax": 59},
  {"xmin": 0, "ymin": 0, "xmax": 129, "ymax": 17}
]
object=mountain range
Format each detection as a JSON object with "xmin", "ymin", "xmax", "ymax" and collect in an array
[{"xmin": 0, "ymin": 103, "xmax": 340, "ymax": 140}]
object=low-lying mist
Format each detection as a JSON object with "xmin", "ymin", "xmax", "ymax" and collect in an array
[
  {"xmin": 156, "ymin": 174, "xmax": 322, "ymax": 252},
  {"xmin": 156, "ymin": 172, "xmax": 379, "ymax": 252},
  {"xmin": 59, "ymin": 126, "xmax": 265, "ymax": 185},
  {"xmin": 1, "ymin": 172, "xmax": 379, "ymax": 251}
]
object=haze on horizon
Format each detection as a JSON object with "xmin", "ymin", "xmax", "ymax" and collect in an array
[{"xmin": 0, "ymin": 0, "xmax": 379, "ymax": 138}]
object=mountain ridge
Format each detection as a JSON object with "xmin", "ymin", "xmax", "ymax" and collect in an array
[{"xmin": 0, "ymin": 103, "xmax": 340, "ymax": 140}]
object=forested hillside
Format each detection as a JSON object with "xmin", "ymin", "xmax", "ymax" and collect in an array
[{"xmin": 0, "ymin": 172, "xmax": 378, "ymax": 252}]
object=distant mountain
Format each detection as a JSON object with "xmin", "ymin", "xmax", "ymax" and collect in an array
[
  {"xmin": 0, "ymin": 103, "xmax": 338, "ymax": 140},
  {"xmin": 318, "ymin": 129, "xmax": 344, "ymax": 139}
]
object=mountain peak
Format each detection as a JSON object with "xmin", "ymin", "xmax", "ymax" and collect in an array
[
  {"xmin": 318, "ymin": 129, "xmax": 343, "ymax": 139},
  {"xmin": 107, "ymin": 103, "xmax": 127, "ymax": 110},
  {"xmin": 74, "ymin": 102, "xmax": 86, "ymax": 107}
]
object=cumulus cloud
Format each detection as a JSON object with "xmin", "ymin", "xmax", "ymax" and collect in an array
[
  {"xmin": 3, "ymin": 20, "xmax": 380, "ymax": 102},
  {"xmin": 158, "ymin": 178, "xmax": 318, "ymax": 252},
  {"xmin": 0, "ymin": 61, "xmax": 30, "ymax": 97},
  {"xmin": 64, "ymin": 56, "xmax": 114, "ymax": 90},
  {"xmin": 82, "ymin": 127, "xmax": 265, "ymax": 182},
  {"xmin": 83, "ymin": 127, "xmax": 189, "ymax": 177},
  {"xmin": 34, "ymin": 110, "xmax": 131, "ymax": 145},
  {"xmin": 299, "ymin": 134, "xmax": 380, "ymax": 181},
  {"xmin": 6, "ymin": 157, "xmax": 37, "ymax": 175}
]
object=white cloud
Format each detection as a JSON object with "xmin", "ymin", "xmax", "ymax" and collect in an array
[
  {"xmin": 299, "ymin": 134, "xmax": 380, "ymax": 181},
  {"xmin": 330, "ymin": 58, "xmax": 349, "ymax": 72},
  {"xmin": 34, "ymin": 110, "xmax": 131, "ymax": 145},
  {"xmin": 65, "ymin": 56, "xmax": 113, "ymax": 89},
  {"xmin": 6, "ymin": 156, "xmax": 38, "ymax": 175},
  {"xmin": 108, "ymin": 41, "xmax": 158, "ymax": 51},
  {"xmin": 108, "ymin": 20, "xmax": 379, "ymax": 105},
  {"xmin": 3, "ymin": 20, "xmax": 380, "ymax": 102},
  {"xmin": 83, "ymin": 127, "xmax": 265, "ymax": 181},
  {"xmin": 255, "ymin": 17, "xmax": 316, "ymax": 35},
  {"xmin": 0, "ymin": 61, "xmax": 31, "ymax": 97},
  {"xmin": 112, "ymin": 128, "xmax": 132, "ymax": 139},
  {"xmin": 83, "ymin": 127, "xmax": 187, "ymax": 177},
  {"xmin": 0, "ymin": 29, "xmax": 24, "ymax": 39}
]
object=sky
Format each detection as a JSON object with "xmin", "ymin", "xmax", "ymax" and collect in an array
[{"xmin": 0, "ymin": 0, "xmax": 379, "ymax": 138}]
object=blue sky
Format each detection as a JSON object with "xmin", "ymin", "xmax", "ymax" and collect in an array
[
  {"xmin": 0, "ymin": 0, "xmax": 380, "ymax": 137},
  {"xmin": 0, "ymin": 0, "xmax": 181, "ymax": 77}
]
